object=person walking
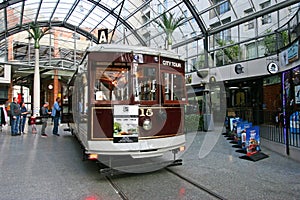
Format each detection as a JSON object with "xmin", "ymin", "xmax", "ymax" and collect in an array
[
  {"xmin": 10, "ymin": 97, "xmax": 21, "ymax": 136},
  {"xmin": 19, "ymin": 102, "xmax": 29, "ymax": 134},
  {"xmin": 51, "ymin": 97, "xmax": 61, "ymax": 136},
  {"xmin": 40, "ymin": 102, "xmax": 51, "ymax": 137}
]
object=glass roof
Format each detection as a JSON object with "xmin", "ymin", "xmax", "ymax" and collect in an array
[
  {"xmin": 0, "ymin": 0, "xmax": 299, "ymax": 83},
  {"xmin": 1, "ymin": 0, "xmax": 299, "ymax": 47}
]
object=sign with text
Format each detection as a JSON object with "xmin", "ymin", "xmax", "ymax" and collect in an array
[
  {"xmin": 113, "ymin": 105, "xmax": 139, "ymax": 143},
  {"xmin": 98, "ymin": 29, "xmax": 108, "ymax": 44}
]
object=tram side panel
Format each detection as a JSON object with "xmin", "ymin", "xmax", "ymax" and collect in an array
[{"xmin": 90, "ymin": 106, "xmax": 184, "ymax": 140}]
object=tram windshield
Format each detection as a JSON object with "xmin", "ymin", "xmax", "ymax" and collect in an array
[
  {"xmin": 90, "ymin": 54, "xmax": 186, "ymax": 104},
  {"xmin": 94, "ymin": 66, "xmax": 129, "ymax": 101}
]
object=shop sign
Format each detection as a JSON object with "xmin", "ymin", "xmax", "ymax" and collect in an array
[
  {"xmin": 235, "ymin": 64, "xmax": 244, "ymax": 74},
  {"xmin": 267, "ymin": 62, "xmax": 279, "ymax": 74}
]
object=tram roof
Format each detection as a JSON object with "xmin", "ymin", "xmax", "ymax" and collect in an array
[{"xmin": 87, "ymin": 44, "xmax": 184, "ymax": 61}]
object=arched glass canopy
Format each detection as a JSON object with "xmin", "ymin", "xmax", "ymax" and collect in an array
[{"xmin": 0, "ymin": 0, "xmax": 299, "ymax": 82}]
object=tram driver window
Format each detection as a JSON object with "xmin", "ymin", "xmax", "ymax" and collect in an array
[
  {"xmin": 163, "ymin": 72, "xmax": 184, "ymax": 101},
  {"xmin": 94, "ymin": 67, "xmax": 129, "ymax": 101}
]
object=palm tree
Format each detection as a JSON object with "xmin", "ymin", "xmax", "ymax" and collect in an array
[
  {"xmin": 155, "ymin": 12, "xmax": 185, "ymax": 50},
  {"xmin": 27, "ymin": 22, "xmax": 50, "ymax": 115}
]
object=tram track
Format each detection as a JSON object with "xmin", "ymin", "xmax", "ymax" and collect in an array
[
  {"xmin": 103, "ymin": 167, "xmax": 227, "ymax": 200},
  {"xmin": 106, "ymin": 175, "xmax": 129, "ymax": 200},
  {"xmin": 166, "ymin": 168, "xmax": 228, "ymax": 200}
]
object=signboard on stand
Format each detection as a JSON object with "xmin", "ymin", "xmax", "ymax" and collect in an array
[{"xmin": 245, "ymin": 126, "xmax": 261, "ymax": 156}]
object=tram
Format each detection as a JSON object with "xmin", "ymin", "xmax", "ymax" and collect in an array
[{"xmin": 63, "ymin": 44, "xmax": 187, "ymax": 173}]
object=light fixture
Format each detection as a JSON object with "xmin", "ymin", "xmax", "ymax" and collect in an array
[
  {"xmin": 143, "ymin": 119, "xmax": 152, "ymax": 131},
  {"xmin": 48, "ymin": 84, "xmax": 53, "ymax": 90}
]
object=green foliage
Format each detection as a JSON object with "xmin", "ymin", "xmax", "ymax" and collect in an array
[
  {"xmin": 278, "ymin": 30, "xmax": 289, "ymax": 49},
  {"xmin": 264, "ymin": 29, "xmax": 277, "ymax": 55},
  {"xmin": 185, "ymin": 114, "xmax": 204, "ymax": 132},
  {"xmin": 27, "ymin": 22, "xmax": 51, "ymax": 49},
  {"xmin": 216, "ymin": 39, "xmax": 240, "ymax": 66},
  {"xmin": 264, "ymin": 29, "xmax": 289, "ymax": 54},
  {"xmin": 195, "ymin": 54, "xmax": 206, "ymax": 69},
  {"xmin": 155, "ymin": 13, "xmax": 185, "ymax": 45}
]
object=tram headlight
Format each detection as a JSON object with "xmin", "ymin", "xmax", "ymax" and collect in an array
[{"xmin": 143, "ymin": 119, "xmax": 152, "ymax": 131}]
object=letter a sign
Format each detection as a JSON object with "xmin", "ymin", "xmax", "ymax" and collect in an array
[{"xmin": 98, "ymin": 29, "xmax": 108, "ymax": 44}]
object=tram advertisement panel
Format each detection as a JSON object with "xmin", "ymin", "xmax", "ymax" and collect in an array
[{"xmin": 113, "ymin": 105, "xmax": 139, "ymax": 143}]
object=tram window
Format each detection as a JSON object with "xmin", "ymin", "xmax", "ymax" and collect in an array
[
  {"xmin": 163, "ymin": 72, "xmax": 184, "ymax": 101},
  {"xmin": 94, "ymin": 67, "xmax": 129, "ymax": 101},
  {"xmin": 134, "ymin": 66, "xmax": 157, "ymax": 101}
]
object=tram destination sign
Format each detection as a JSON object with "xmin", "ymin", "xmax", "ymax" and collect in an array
[{"xmin": 161, "ymin": 57, "xmax": 184, "ymax": 72}]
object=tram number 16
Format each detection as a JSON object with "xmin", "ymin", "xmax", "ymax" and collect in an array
[{"xmin": 139, "ymin": 108, "xmax": 153, "ymax": 117}]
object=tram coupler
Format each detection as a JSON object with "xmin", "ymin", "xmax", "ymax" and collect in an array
[{"xmin": 167, "ymin": 159, "xmax": 183, "ymax": 167}]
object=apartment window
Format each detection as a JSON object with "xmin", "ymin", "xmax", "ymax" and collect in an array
[
  {"xmin": 143, "ymin": 32, "xmax": 150, "ymax": 39},
  {"xmin": 209, "ymin": 0, "xmax": 230, "ymax": 19},
  {"xmin": 157, "ymin": 3, "xmax": 163, "ymax": 14},
  {"xmin": 260, "ymin": 1, "xmax": 271, "ymax": 25},
  {"xmin": 262, "ymin": 15, "xmax": 272, "ymax": 25},
  {"xmin": 142, "ymin": 11, "xmax": 150, "ymax": 27},
  {"xmin": 244, "ymin": 8, "xmax": 254, "ymax": 30},
  {"xmin": 246, "ymin": 42, "xmax": 257, "ymax": 59},
  {"xmin": 219, "ymin": 1, "xmax": 230, "ymax": 14},
  {"xmin": 72, "ymin": 33, "xmax": 80, "ymax": 40},
  {"xmin": 183, "ymin": 10, "xmax": 188, "ymax": 26},
  {"xmin": 191, "ymin": 58, "xmax": 196, "ymax": 69},
  {"xmin": 210, "ymin": 18, "xmax": 232, "ymax": 47},
  {"xmin": 163, "ymin": 0, "xmax": 168, "ymax": 8}
]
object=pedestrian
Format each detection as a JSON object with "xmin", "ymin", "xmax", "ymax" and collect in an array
[
  {"xmin": 40, "ymin": 102, "xmax": 51, "ymax": 137},
  {"xmin": 51, "ymin": 97, "xmax": 61, "ymax": 136},
  {"xmin": 19, "ymin": 102, "xmax": 29, "ymax": 135},
  {"xmin": 10, "ymin": 97, "xmax": 21, "ymax": 136}
]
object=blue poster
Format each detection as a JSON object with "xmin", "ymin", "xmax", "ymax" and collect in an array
[
  {"xmin": 288, "ymin": 40, "xmax": 299, "ymax": 63},
  {"xmin": 290, "ymin": 111, "xmax": 300, "ymax": 134},
  {"xmin": 230, "ymin": 118, "xmax": 240, "ymax": 139},
  {"xmin": 245, "ymin": 126, "xmax": 260, "ymax": 156},
  {"xmin": 237, "ymin": 122, "xmax": 252, "ymax": 147}
]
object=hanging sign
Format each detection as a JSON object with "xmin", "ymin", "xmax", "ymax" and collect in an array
[{"xmin": 98, "ymin": 29, "xmax": 108, "ymax": 44}]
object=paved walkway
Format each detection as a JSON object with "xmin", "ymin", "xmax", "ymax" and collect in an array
[{"xmin": 0, "ymin": 123, "xmax": 299, "ymax": 199}]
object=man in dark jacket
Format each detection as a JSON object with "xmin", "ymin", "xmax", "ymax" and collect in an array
[
  {"xmin": 10, "ymin": 97, "xmax": 21, "ymax": 136},
  {"xmin": 40, "ymin": 102, "xmax": 51, "ymax": 137}
]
